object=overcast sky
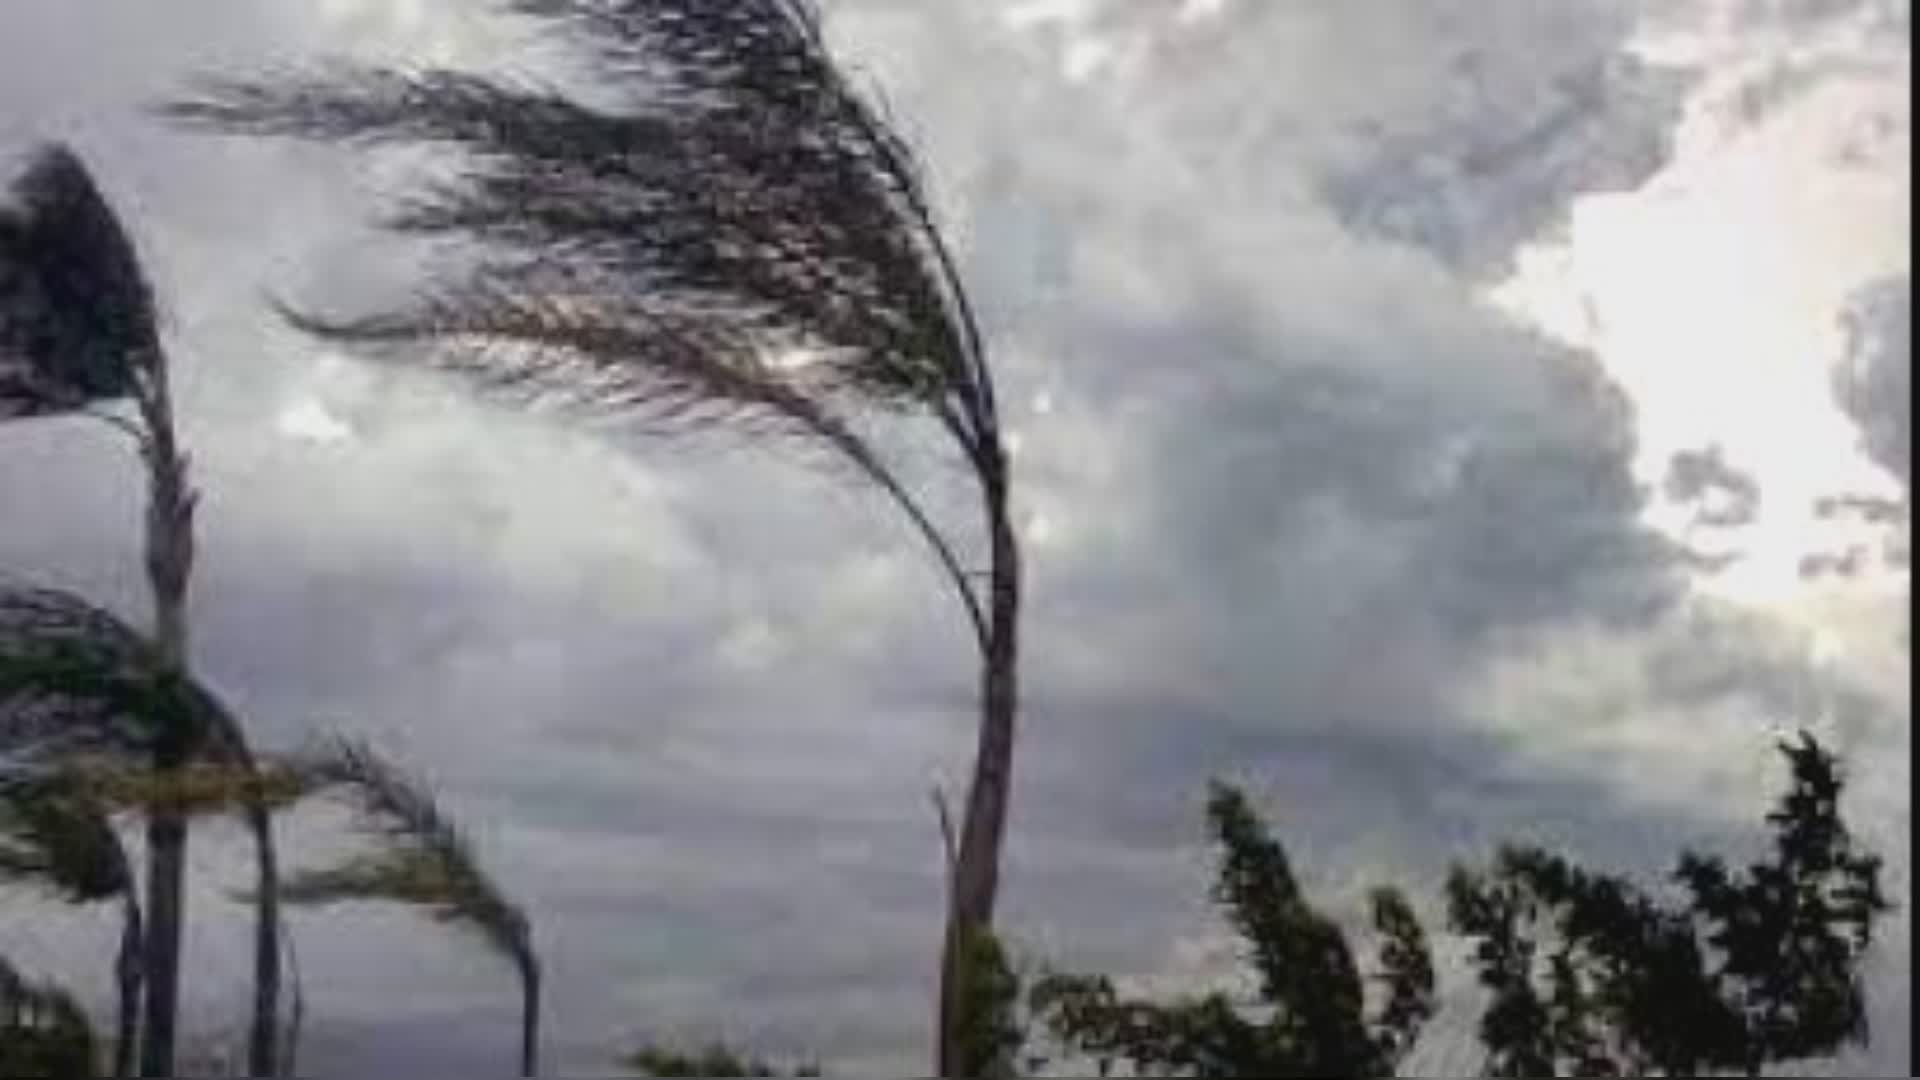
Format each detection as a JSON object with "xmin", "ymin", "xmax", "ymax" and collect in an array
[{"xmin": 0, "ymin": 0, "xmax": 1909, "ymax": 1075}]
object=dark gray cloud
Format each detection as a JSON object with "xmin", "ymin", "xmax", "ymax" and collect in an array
[
  {"xmin": 1666, "ymin": 445, "xmax": 1764, "ymax": 528},
  {"xmin": 1836, "ymin": 274, "xmax": 1912, "ymax": 488},
  {"xmin": 0, "ymin": 0, "xmax": 1908, "ymax": 1075}
]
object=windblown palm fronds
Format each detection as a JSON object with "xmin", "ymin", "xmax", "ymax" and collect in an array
[
  {"xmin": 0, "ymin": 579, "xmax": 286, "ymax": 1077},
  {"xmin": 282, "ymin": 736, "xmax": 542, "ymax": 1076},
  {"xmin": 0, "ymin": 143, "xmax": 158, "ymax": 418},
  {"xmin": 0, "ymin": 768, "xmax": 144, "ymax": 1077},
  {"xmin": 0, "ymin": 139, "xmax": 278, "ymax": 1079},
  {"xmin": 165, "ymin": 9, "xmax": 1020, "ymax": 1071},
  {"xmin": 0, "ymin": 953, "xmax": 100, "ymax": 1077}
]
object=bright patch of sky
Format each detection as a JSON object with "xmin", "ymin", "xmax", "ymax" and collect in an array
[{"xmin": 1488, "ymin": 0, "xmax": 1910, "ymax": 614}]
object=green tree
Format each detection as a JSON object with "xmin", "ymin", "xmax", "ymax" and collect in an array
[
  {"xmin": 163, "ymin": 6, "xmax": 1020, "ymax": 1070},
  {"xmin": 0, "ymin": 953, "xmax": 99, "ymax": 1077},
  {"xmin": 267, "ymin": 736, "xmax": 542, "ymax": 1077},
  {"xmin": 1447, "ymin": 733, "xmax": 1891, "ymax": 1077},
  {"xmin": 0, "ymin": 580, "xmax": 290, "ymax": 1077},
  {"xmin": 1032, "ymin": 782, "xmax": 1435, "ymax": 1078},
  {"xmin": 0, "ymin": 145, "xmax": 283, "ymax": 1076},
  {"xmin": 0, "ymin": 769, "xmax": 143, "ymax": 1076}
]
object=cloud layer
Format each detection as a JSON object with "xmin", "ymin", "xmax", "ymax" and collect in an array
[{"xmin": 0, "ymin": 0, "xmax": 1907, "ymax": 1074}]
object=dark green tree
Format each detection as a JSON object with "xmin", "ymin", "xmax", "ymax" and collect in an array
[
  {"xmin": 1031, "ymin": 782, "xmax": 1435, "ymax": 1078},
  {"xmin": 163, "ymin": 7, "xmax": 1020, "ymax": 1070},
  {"xmin": 1447, "ymin": 733, "xmax": 1891, "ymax": 1078},
  {"xmin": 0, "ymin": 953, "xmax": 100, "ymax": 1077},
  {"xmin": 0, "ymin": 769, "xmax": 142, "ymax": 1076},
  {"xmin": 0, "ymin": 580, "xmax": 290, "ymax": 1077},
  {"xmin": 0, "ymin": 145, "xmax": 284, "ymax": 1077}
]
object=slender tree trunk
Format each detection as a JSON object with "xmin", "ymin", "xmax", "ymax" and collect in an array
[
  {"xmin": 520, "ymin": 960, "xmax": 541, "ymax": 1078},
  {"xmin": 279, "ymin": 927, "xmax": 303, "ymax": 1079},
  {"xmin": 937, "ymin": 454, "xmax": 1022, "ymax": 1078},
  {"xmin": 137, "ymin": 362, "xmax": 193, "ymax": 1079},
  {"xmin": 114, "ymin": 891, "xmax": 144, "ymax": 1078},
  {"xmin": 132, "ymin": 361, "xmax": 282, "ymax": 1076},
  {"xmin": 243, "ymin": 803, "xmax": 281, "ymax": 1077}
]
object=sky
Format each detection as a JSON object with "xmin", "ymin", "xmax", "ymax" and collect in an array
[{"xmin": 0, "ymin": 0, "xmax": 1909, "ymax": 1075}]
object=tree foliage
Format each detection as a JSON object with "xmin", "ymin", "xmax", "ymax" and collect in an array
[
  {"xmin": 274, "ymin": 735, "xmax": 543, "ymax": 1076},
  {"xmin": 0, "ymin": 579, "xmax": 286, "ymax": 1077},
  {"xmin": 0, "ymin": 954, "xmax": 98, "ymax": 1078},
  {"xmin": 1031, "ymin": 782, "xmax": 1435, "ymax": 1078},
  {"xmin": 165, "ymin": 6, "xmax": 1021, "ymax": 1073},
  {"xmin": 1447, "ymin": 733, "xmax": 1890, "ymax": 1078},
  {"xmin": 0, "ymin": 143, "xmax": 158, "ymax": 418}
]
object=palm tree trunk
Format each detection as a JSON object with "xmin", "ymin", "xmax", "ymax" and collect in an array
[
  {"xmin": 937, "ymin": 458, "xmax": 1022, "ymax": 1079},
  {"xmin": 131, "ymin": 361, "xmax": 282, "ymax": 1077},
  {"xmin": 243, "ymin": 803, "xmax": 281, "ymax": 1077},
  {"xmin": 278, "ymin": 925, "xmax": 303, "ymax": 1078},
  {"xmin": 114, "ymin": 890, "xmax": 144, "ymax": 1078},
  {"xmin": 136, "ymin": 362, "xmax": 192, "ymax": 1078},
  {"xmin": 519, "ymin": 959, "xmax": 541, "ymax": 1078}
]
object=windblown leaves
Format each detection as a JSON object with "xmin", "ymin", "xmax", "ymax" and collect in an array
[
  {"xmin": 279, "ymin": 736, "xmax": 537, "ymax": 1000},
  {"xmin": 0, "ymin": 954, "xmax": 99, "ymax": 1077},
  {"xmin": 161, "ymin": 0, "xmax": 990, "ymax": 449},
  {"xmin": 0, "ymin": 582, "xmax": 238, "ymax": 761},
  {"xmin": 0, "ymin": 144, "xmax": 157, "ymax": 419},
  {"xmin": 1031, "ymin": 782, "xmax": 1434, "ymax": 1078},
  {"xmin": 0, "ymin": 769, "xmax": 131, "ymax": 903},
  {"xmin": 1448, "ymin": 733, "xmax": 1891, "ymax": 1077}
]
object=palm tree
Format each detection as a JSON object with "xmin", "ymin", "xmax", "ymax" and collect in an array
[
  {"xmin": 0, "ymin": 579, "xmax": 289, "ymax": 1077},
  {"xmin": 164, "ymin": 6, "xmax": 1019, "ymax": 1070},
  {"xmin": 0, "ymin": 768, "xmax": 144, "ymax": 1076},
  {"xmin": 266, "ymin": 735, "xmax": 541, "ymax": 1076},
  {"xmin": 0, "ymin": 144, "xmax": 283, "ymax": 1076}
]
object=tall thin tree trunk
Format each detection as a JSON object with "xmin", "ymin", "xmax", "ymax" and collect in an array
[
  {"xmin": 131, "ymin": 360, "xmax": 281, "ymax": 1077},
  {"xmin": 937, "ymin": 456, "xmax": 1022, "ymax": 1078},
  {"xmin": 279, "ymin": 926, "xmax": 303, "ymax": 1078},
  {"xmin": 520, "ymin": 960, "xmax": 541, "ymax": 1078},
  {"xmin": 137, "ymin": 361, "xmax": 193, "ymax": 1079},
  {"xmin": 114, "ymin": 890, "xmax": 144, "ymax": 1078},
  {"xmin": 243, "ymin": 803, "xmax": 281, "ymax": 1077}
]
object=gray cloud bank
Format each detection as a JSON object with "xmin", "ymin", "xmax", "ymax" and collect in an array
[{"xmin": 0, "ymin": 0, "xmax": 1907, "ymax": 1074}]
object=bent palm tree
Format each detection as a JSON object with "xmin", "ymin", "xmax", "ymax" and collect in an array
[
  {"xmin": 0, "ymin": 768, "xmax": 144, "ymax": 1076},
  {"xmin": 165, "ymin": 7, "xmax": 1019, "ymax": 1070},
  {"xmin": 0, "ymin": 144, "xmax": 284, "ymax": 1077},
  {"xmin": 275, "ymin": 736, "xmax": 541, "ymax": 1077},
  {"xmin": 0, "ymin": 578, "xmax": 287, "ymax": 1076}
]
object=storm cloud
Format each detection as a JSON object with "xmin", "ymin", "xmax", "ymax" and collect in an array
[{"xmin": 0, "ymin": 0, "xmax": 1907, "ymax": 1075}]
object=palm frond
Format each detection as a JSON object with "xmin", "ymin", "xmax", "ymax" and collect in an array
[
  {"xmin": 161, "ymin": 0, "xmax": 994, "ymax": 444},
  {"xmin": 0, "ymin": 580, "xmax": 264, "ymax": 767},
  {"xmin": 0, "ymin": 953, "xmax": 100, "ymax": 1076},
  {"xmin": 0, "ymin": 144, "xmax": 158, "ymax": 419},
  {"xmin": 0, "ymin": 768, "xmax": 132, "ymax": 903},
  {"xmin": 0, "ymin": 581, "xmax": 176, "ymax": 759},
  {"xmin": 286, "ymin": 736, "xmax": 536, "ymax": 982}
]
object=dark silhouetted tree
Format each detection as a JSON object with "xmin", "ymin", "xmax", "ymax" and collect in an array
[
  {"xmin": 1448, "ymin": 733, "xmax": 1891, "ymax": 1078},
  {"xmin": 0, "ymin": 144, "xmax": 284, "ymax": 1077},
  {"xmin": 0, "ymin": 768, "xmax": 143, "ymax": 1075},
  {"xmin": 0, "ymin": 580, "xmax": 290, "ymax": 1077},
  {"xmin": 1031, "ymin": 782, "xmax": 1435, "ymax": 1078},
  {"xmin": 0, "ymin": 952, "xmax": 99, "ymax": 1077},
  {"xmin": 164, "ymin": 5, "xmax": 1020, "ymax": 1073}
]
